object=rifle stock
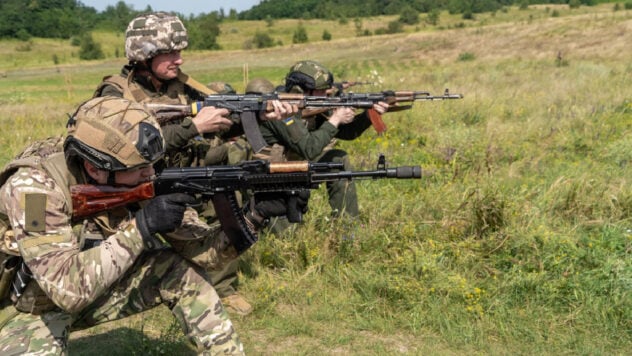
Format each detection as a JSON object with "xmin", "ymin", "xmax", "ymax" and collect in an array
[{"xmin": 70, "ymin": 155, "xmax": 421, "ymax": 253}]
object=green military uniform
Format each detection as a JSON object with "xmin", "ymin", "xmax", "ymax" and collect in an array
[
  {"xmin": 259, "ymin": 111, "xmax": 372, "ymax": 217},
  {"xmin": 0, "ymin": 97, "xmax": 244, "ymax": 354}
]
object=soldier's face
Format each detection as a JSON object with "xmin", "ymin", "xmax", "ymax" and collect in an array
[
  {"xmin": 114, "ymin": 165, "xmax": 156, "ymax": 186},
  {"xmin": 151, "ymin": 51, "xmax": 183, "ymax": 80},
  {"xmin": 84, "ymin": 161, "xmax": 155, "ymax": 186}
]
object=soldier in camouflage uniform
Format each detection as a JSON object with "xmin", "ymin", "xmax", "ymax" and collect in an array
[
  {"xmin": 0, "ymin": 97, "xmax": 305, "ymax": 355},
  {"xmin": 93, "ymin": 12, "xmax": 298, "ymax": 316},
  {"xmin": 256, "ymin": 62, "xmax": 389, "ymax": 219}
]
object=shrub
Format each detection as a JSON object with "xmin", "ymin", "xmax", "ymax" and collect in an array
[
  {"xmin": 427, "ymin": 9, "xmax": 440, "ymax": 26},
  {"xmin": 399, "ymin": 9, "xmax": 419, "ymax": 25},
  {"xmin": 457, "ymin": 52, "xmax": 476, "ymax": 61},
  {"xmin": 293, "ymin": 25, "xmax": 308, "ymax": 44},
  {"xmin": 387, "ymin": 20, "xmax": 403, "ymax": 34},
  {"xmin": 16, "ymin": 29, "xmax": 31, "ymax": 42},
  {"xmin": 322, "ymin": 30, "xmax": 332, "ymax": 41},
  {"xmin": 78, "ymin": 34, "xmax": 104, "ymax": 60},
  {"xmin": 251, "ymin": 31, "xmax": 275, "ymax": 48}
]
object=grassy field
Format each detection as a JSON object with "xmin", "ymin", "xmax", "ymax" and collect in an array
[{"xmin": 1, "ymin": 3, "xmax": 631, "ymax": 355}]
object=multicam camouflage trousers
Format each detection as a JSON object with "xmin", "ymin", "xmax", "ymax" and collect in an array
[{"xmin": 0, "ymin": 250, "xmax": 244, "ymax": 355}]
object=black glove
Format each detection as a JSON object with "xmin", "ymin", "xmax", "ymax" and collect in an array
[
  {"xmin": 247, "ymin": 190, "xmax": 310, "ymax": 228},
  {"xmin": 135, "ymin": 193, "xmax": 196, "ymax": 249}
]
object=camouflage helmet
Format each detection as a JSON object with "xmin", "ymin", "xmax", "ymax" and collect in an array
[
  {"xmin": 125, "ymin": 12, "xmax": 188, "ymax": 62},
  {"xmin": 285, "ymin": 60, "xmax": 334, "ymax": 92},
  {"xmin": 245, "ymin": 78, "xmax": 275, "ymax": 94},
  {"xmin": 64, "ymin": 96, "xmax": 164, "ymax": 172},
  {"xmin": 207, "ymin": 81, "xmax": 236, "ymax": 94}
]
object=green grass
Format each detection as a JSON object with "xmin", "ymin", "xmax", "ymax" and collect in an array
[{"xmin": 1, "ymin": 3, "xmax": 631, "ymax": 355}]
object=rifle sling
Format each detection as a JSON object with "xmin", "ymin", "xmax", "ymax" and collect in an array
[{"xmin": 210, "ymin": 192, "xmax": 258, "ymax": 254}]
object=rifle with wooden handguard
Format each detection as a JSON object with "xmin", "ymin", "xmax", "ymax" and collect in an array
[
  {"xmin": 70, "ymin": 154, "xmax": 421, "ymax": 253},
  {"xmin": 144, "ymin": 89, "xmax": 463, "ymax": 151},
  {"xmin": 301, "ymin": 88, "xmax": 464, "ymax": 134}
]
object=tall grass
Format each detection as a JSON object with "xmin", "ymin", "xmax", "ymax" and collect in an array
[{"xmin": 0, "ymin": 4, "xmax": 630, "ymax": 355}]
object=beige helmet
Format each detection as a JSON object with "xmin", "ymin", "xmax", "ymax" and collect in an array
[
  {"xmin": 285, "ymin": 60, "xmax": 334, "ymax": 92},
  {"xmin": 245, "ymin": 78, "xmax": 275, "ymax": 94},
  {"xmin": 64, "ymin": 96, "xmax": 164, "ymax": 171},
  {"xmin": 207, "ymin": 81, "xmax": 236, "ymax": 94},
  {"xmin": 125, "ymin": 12, "xmax": 188, "ymax": 62}
]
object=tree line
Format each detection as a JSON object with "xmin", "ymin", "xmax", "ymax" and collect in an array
[
  {"xmin": 0, "ymin": 0, "xmax": 621, "ymax": 43},
  {"xmin": 239, "ymin": 0, "xmax": 612, "ymax": 20}
]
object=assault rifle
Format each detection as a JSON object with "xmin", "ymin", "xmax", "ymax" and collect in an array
[
  {"xmin": 70, "ymin": 155, "xmax": 421, "ymax": 253},
  {"xmin": 145, "ymin": 89, "xmax": 462, "ymax": 150},
  {"xmin": 301, "ymin": 88, "xmax": 464, "ymax": 134}
]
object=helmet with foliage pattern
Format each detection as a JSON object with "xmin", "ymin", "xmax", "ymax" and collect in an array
[
  {"xmin": 125, "ymin": 12, "xmax": 188, "ymax": 62},
  {"xmin": 285, "ymin": 60, "xmax": 334, "ymax": 92}
]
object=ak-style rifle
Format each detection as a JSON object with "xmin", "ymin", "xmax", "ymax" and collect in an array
[
  {"xmin": 70, "ymin": 155, "xmax": 421, "ymax": 253},
  {"xmin": 144, "ymin": 89, "xmax": 463, "ymax": 151},
  {"xmin": 301, "ymin": 89, "xmax": 464, "ymax": 134}
]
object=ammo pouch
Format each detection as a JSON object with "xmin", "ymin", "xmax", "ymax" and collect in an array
[{"xmin": 253, "ymin": 143, "xmax": 287, "ymax": 163}]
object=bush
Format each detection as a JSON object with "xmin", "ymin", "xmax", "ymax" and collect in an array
[
  {"xmin": 79, "ymin": 34, "xmax": 104, "ymax": 60},
  {"xmin": 519, "ymin": 0, "xmax": 529, "ymax": 10},
  {"xmin": 625, "ymin": 1, "xmax": 632, "ymax": 10},
  {"xmin": 457, "ymin": 52, "xmax": 476, "ymax": 61},
  {"xmin": 322, "ymin": 30, "xmax": 331, "ymax": 41},
  {"xmin": 426, "ymin": 9, "xmax": 440, "ymax": 26},
  {"xmin": 70, "ymin": 37, "xmax": 81, "ymax": 47},
  {"xmin": 569, "ymin": 0, "xmax": 581, "ymax": 9},
  {"xmin": 293, "ymin": 24, "xmax": 308, "ymax": 44},
  {"xmin": 250, "ymin": 31, "xmax": 275, "ymax": 49},
  {"xmin": 387, "ymin": 20, "xmax": 403, "ymax": 34},
  {"xmin": 399, "ymin": 9, "xmax": 419, "ymax": 25},
  {"xmin": 16, "ymin": 29, "xmax": 31, "ymax": 42}
]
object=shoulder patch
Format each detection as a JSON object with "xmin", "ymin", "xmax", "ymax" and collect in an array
[{"xmin": 24, "ymin": 193, "xmax": 46, "ymax": 233}]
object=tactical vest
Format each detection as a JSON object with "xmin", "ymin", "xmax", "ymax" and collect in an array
[
  {"xmin": 0, "ymin": 137, "xmax": 130, "ymax": 310},
  {"xmin": 0, "ymin": 137, "xmax": 72, "ymax": 257},
  {"xmin": 94, "ymin": 69, "xmax": 249, "ymax": 168},
  {"xmin": 0, "ymin": 137, "xmax": 74, "ymax": 312}
]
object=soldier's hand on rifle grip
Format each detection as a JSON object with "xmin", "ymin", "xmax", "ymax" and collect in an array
[
  {"xmin": 372, "ymin": 101, "xmax": 390, "ymax": 114},
  {"xmin": 328, "ymin": 107, "xmax": 356, "ymax": 127},
  {"xmin": 134, "ymin": 193, "xmax": 196, "ymax": 249},
  {"xmin": 192, "ymin": 107, "xmax": 233, "ymax": 134},
  {"xmin": 285, "ymin": 190, "xmax": 310, "ymax": 223},
  {"xmin": 249, "ymin": 190, "xmax": 310, "ymax": 228}
]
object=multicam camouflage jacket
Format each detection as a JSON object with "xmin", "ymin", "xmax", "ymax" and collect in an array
[{"xmin": 0, "ymin": 139, "xmax": 236, "ymax": 312}]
